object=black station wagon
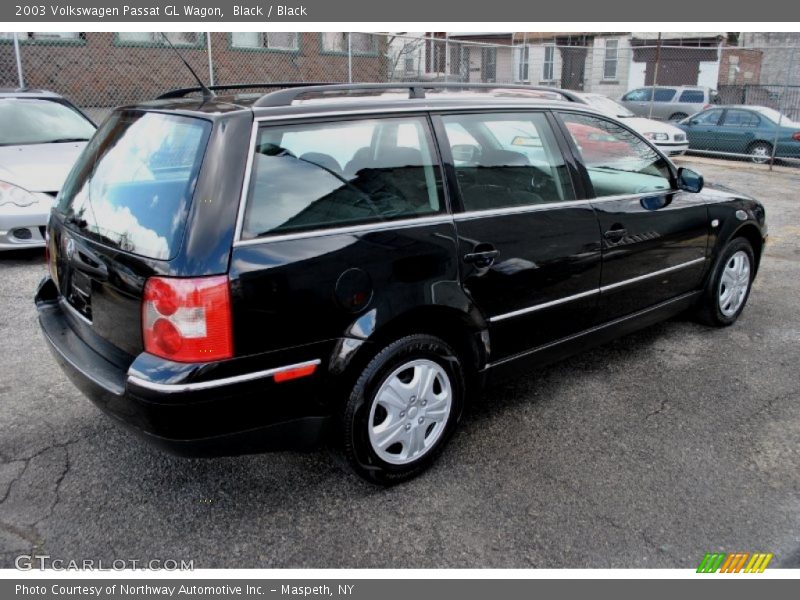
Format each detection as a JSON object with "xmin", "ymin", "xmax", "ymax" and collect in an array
[{"xmin": 36, "ymin": 83, "xmax": 767, "ymax": 484}]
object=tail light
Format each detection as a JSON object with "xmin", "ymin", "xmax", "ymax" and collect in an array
[
  {"xmin": 703, "ymin": 104, "xmax": 712, "ymax": 110},
  {"xmin": 792, "ymin": 132, "xmax": 800, "ymax": 141},
  {"xmin": 143, "ymin": 276, "xmax": 233, "ymax": 362}
]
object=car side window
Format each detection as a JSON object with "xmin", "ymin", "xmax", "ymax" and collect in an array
[
  {"xmin": 654, "ymin": 88, "xmax": 677, "ymax": 102},
  {"xmin": 560, "ymin": 112, "xmax": 672, "ymax": 197},
  {"xmin": 679, "ymin": 90, "xmax": 705, "ymax": 103},
  {"xmin": 241, "ymin": 116, "xmax": 443, "ymax": 239},
  {"xmin": 623, "ymin": 88, "xmax": 652, "ymax": 102},
  {"xmin": 441, "ymin": 112, "xmax": 575, "ymax": 211},
  {"xmin": 723, "ymin": 109, "xmax": 760, "ymax": 128},
  {"xmin": 694, "ymin": 109, "xmax": 724, "ymax": 125}
]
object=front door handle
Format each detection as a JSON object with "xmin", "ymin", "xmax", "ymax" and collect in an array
[
  {"xmin": 603, "ymin": 226, "xmax": 627, "ymax": 243},
  {"xmin": 464, "ymin": 246, "xmax": 499, "ymax": 268}
]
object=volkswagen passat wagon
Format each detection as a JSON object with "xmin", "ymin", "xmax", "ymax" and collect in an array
[{"xmin": 36, "ymin": 83, "xmax": 767, "ymax": 484}]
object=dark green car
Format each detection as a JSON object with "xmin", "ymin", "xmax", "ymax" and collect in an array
[{"xmin": 678, "ymin": 105, "xmax": 800, "ymax": 163}]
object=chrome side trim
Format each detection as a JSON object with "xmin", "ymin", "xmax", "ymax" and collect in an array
[
  {"xmin": 233, "ymin": 119, "xmax": 260, "ymax": 244},
  {"xmin": 599, "ymin": 257, "xmax": 706, "ymax": 293},
  {"xmin": 233, "ymin": 214, "xmax": 455, "ymax": 247},
  {"xmin": 127, "ymin": 359, "xmax": 322, "ymax": 393},
  {"xmin": 454, "ymin": 199, "xmax": 593, "ymax": 221},
  {"xmin": 487, "ymin": 257, "xmax": 706, "ymax": 323},
  {"xmin": 489, "ymin": 288, "xmax": 599, "ymax": 323},
  {"xmin": 485, "ymin": 291, "xmax": 701, "ymax": 370}
]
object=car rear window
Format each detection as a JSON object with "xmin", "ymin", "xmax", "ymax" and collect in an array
[
  {"xmin": 241, "ymin": 116, "xmax": 443, "ymax": 240},
  {"xmin": 679, "ymin": 90, "xmax": 705, "ymax": 103},
  {"xmin": 57, "ymin": 110, "xmax": 211, "ymax": 260}
]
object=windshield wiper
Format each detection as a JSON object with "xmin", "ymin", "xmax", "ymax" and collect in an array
[{"xmin": 46, "ymin": 137, "xmax": 91, "ymax": 143}]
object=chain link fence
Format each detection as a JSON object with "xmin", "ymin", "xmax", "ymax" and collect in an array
[{"xmin": 2, "ymin": 32, "xmax": 799, "ymax": 165}]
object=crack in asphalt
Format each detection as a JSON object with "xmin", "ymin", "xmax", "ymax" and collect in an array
[
  {"xmin": 645, "ymin": 397, "xmax": 670, "ymax": 420},
  {"xmin": 32, "ymin": 445, "xmax": 71, "ymax": 530},
  {"xmin": 0, "ymin": 437, "xmax": 81, "ymax": 558},
  {"xmin": 535, "ymin": 465, "xmax": 681, "ymax": 564}
]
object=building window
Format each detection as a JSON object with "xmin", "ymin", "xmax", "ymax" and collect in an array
[
  {"xmin": 1, "ymin": 32, "xmax": 83, "ymax": 41},
  {"xmin": 117, "ymin": 32, "xmax": 203, "ymax": 46},
  {"xmin": 231, "ymin": 32, "xmax": 299, "ymax": 51},
  {"xmin": 514, "ymin": 45, "xmax": 530, "ymax": 82},
  {"xmin": 542, "ymin": 45, "xmax": 555, "ymax": 81},
  {"xmin": 603, "ymin": 39, "xmax": 619, "ymax": 80},
  {"xmin": 321, "ymin": 32, "xmax": 375, "ymax": 54}
]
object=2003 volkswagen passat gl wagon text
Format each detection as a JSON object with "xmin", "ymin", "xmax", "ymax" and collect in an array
[{"xmin": 35, "ymin": 83, "xmax": 767, "ymax": 484}]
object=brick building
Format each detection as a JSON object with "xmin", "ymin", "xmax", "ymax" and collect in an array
[{"xmin": 0, "ymin": 32, "xmax": 388, "ymax": 110}]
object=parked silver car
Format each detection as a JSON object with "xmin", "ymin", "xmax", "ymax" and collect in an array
[
  {"xmin": 0, "ymin": 89, "xmax": 95, "ymax": 250},
  {"xmin": 619, "ymin": 86, "xmax": 720, "ymax": 122}
]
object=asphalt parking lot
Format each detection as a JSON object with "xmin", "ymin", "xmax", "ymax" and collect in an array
[{"xmin": 1, "ymin": 159, "xmax": 798, "ymax": 569}]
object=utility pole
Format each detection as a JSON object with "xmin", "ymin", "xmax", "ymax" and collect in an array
[
  {"xmin": 13, "ymin": 32, "xmax": 25, "ymax": 88},
  {"xmin": 648, "ymin": 33, "xmax": 662, "ymax": 119},
  {"xmin": 205, "ymin": 33, "xmax": 215, "ymax": 86}
]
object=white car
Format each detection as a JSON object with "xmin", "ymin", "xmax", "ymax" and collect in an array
[
  {"xmin": 575, "ymin": 93, "xmax": 689, "ymax": 157},
  {"xmin": 0, "ymin": 89, "xmax": 95, "ymax": 250}
]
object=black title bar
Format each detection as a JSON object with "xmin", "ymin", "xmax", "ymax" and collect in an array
[{"xmin": 2, "ymin": 0, "xmax": 799, "ymax": 22}]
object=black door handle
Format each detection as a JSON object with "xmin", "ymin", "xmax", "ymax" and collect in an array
[
  {"xmin": 464, "ymin": 247, "xmax": 499, "ymax": 268},
  {"xmin": 604, "ymin": 226, "xmax": 627, "ymax": 243}
]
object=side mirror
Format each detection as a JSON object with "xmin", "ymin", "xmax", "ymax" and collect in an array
[
  {"xmin": 677, "ymin": 167, "xmax": 704, "ymax": 193},
  {"xmin": 451, "ymin": 144, "xmax": 480, "ymax": 163}
]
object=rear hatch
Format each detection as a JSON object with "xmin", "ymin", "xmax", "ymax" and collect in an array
[{"xmin": 48, "ymin": 108, "xmax": 213, "ymax": 361}]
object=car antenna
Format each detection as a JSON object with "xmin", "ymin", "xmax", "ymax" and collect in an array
[{"xmin": 160, "ymin": 33, "xmax": 215, "ymax": 102}]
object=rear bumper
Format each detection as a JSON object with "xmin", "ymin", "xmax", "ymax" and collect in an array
[{"xmin": 35, "ymin": 278, "xmax": 334, "ymax": 456}]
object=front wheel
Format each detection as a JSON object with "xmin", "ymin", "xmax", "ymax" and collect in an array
[
  {"xmin": 748, "ymin": 141, "xmax": 773, "ymax": 164},
  {"xmin": 340, "ymin": 334, "xmax": 465, "ymax": 485},
  {"xmin": 696, "ymin": 238, "xmax": 755, "ymax": 327}
]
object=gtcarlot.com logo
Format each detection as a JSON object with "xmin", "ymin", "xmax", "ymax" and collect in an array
[
  {"xmin": 697, "ymin": 552, "xmax": 773, "ymax": 573},
  {"xmin": 15, "ymin": 554, "xmax": 194, "ymax": 571}
]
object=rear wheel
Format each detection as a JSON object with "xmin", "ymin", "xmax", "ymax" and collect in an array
[
  {"xmin": 669, "ymin": 112, "xmax": 688, "ymax": 121},
  {"xmin": 747, "ymin": 141, "xmax": 772, "ymax": 164},
  {"xmin": 696, "ymin": 238, "xmax": 755, "ymax": 327},
  {"xmin": 340, "ymin": 334, "xmax": 465, "ymax": 485}
]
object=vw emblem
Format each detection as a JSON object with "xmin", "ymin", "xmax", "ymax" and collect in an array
[{"xmin": 65, "ymin": 238, "xmax": 75, "ymax": 259}]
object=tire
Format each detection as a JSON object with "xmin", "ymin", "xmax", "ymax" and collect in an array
[
  {"xmin": 696, "ymin": 238, "xmax": 755, "ymax": 327},
  {"xmin": 669, "ymin": 112, "xmax": 688, "ymax": 121},
  {"xmin": 340, "ymin": 334, "xmax": 465, "ymax": 485},
  {"xmin": 747, "ymin": 141, "xmax": 772, "ymax": 164}
]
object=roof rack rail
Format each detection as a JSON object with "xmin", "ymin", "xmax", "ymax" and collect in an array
[
  {"xmin": 157, "ymin": 82, "xmax": 338, "ymax": 100},
  {"xmin": 252, "ymin": 82, "xmax": 582, "ymax": 107}
]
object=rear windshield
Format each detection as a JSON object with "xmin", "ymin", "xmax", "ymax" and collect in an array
[
  {"xmin": 0, "ymin": 98, "xmax": 95, "ymax": 146},
  {"xmin": 57, "ymin": 110, "xmax": 211, "ymax": 260}
]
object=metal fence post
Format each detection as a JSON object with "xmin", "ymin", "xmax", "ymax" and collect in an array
[
  {"xmin": 206, "ymin": 32, "xmax": 215, "ymax": 86},
  {"xmin": 348, "ymin": 33, "xmax": 353, "ymax": 83},
  {"xmin": 769, "ymin": 45, "xmax": 796, "ymax": 170},
  {"xmin": 444, "ymin": 34, "xmax": 450, "ymax": 83},
  {"xmin": 13, "ymin": 32, "xmax": 24, "ymax": 88}
]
